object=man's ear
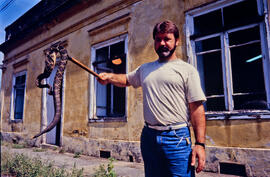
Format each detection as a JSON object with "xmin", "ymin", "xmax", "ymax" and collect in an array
[{"xmin": 175, "ymin": 38, "xmax": 180, "ymax": 46}]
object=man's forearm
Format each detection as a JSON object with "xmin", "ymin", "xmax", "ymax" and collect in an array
[
  {"xmin": 189, "ymin": 101, "xmax": 206, "ymax": 173},
  {"xmin": 98, "ymin": 73, "xmax": 129, "ymax": 87},
  {"xmin": 109, "ymin": 73, "xmax": 129, "ymax": 87},
  {"xmin": 189, "ymin": 102, "xmax": 206, "ymax": 143}
]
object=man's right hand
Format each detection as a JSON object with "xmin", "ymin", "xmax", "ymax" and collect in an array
[{"xmin": 97, "ymin": 73, "xmax": 111, "ymax": 85}]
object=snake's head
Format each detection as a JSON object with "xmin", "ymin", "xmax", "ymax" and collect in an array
[{"xmin": 50, "ymin": 42, "xmax": 64, "ymax": 52}]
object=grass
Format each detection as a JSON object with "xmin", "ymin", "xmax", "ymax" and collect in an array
[
  {"xmin": 1, "ymin": 152, "xmax": 84, "ymax": 177},
  {"xmin": 33, "ymin": 148, "xmax": 47, "ymax": 152},
  {"xmin": 2, "ymin": 141, "xmax": 29, "ymax": 149},
  {"xmin": 12, "ymin": 143, "xmax": 26, "ymax": 149},
  {"xmin": 1, "ymin": 141, "xmax": 118, "ymax": 176},
  {"xmin": 1, "ymin": 141, "xmax": 11, "ymax": 147}
]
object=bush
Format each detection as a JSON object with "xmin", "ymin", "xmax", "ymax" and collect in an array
[{"xmin": 1, "ymin": 152, "xmax": 84, "ymax": 177}]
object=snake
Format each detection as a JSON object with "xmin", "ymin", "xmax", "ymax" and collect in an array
[{"xmin": 33, "ymin": 42, "xmax": 68, "ymax": 139}]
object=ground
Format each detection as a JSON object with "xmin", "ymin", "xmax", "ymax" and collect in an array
[{"xmin": 1, "ymin": 143, "xmax": 242, "ymax": 177}]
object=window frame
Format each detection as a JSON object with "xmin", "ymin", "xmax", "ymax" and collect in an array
[
  {"xmin": 89, "ymin": 34, "xmax": 128, "ymax": 122},
  {"xmin": 185, "ymin": 0, "xmax": 270, "ymax": 119},
  {"xmin": 10, "ymin": 70, "xmax": 27, "ymax": 121}
]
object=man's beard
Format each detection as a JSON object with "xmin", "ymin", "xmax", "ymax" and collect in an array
[{"xmin": 156, "ymin": 45, "xmax": 176, "ymax": 60}]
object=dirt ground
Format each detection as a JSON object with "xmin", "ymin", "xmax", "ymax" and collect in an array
[{"xmin": 1, "ymin": 144, "xmax": 241, "ymax": 177}]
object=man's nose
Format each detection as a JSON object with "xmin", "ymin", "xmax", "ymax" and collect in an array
[{"xmin": 160, "ymin": 40, "xmax": 165, "ymax": 45}]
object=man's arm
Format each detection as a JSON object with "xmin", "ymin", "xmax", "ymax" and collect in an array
[
  {"xmin": 189, "ymin": 101, "xmax": 206, "ymax": 173},
  {"xmin": 98, "ymin": 73, "xmax": 130, "ymax": 87}
]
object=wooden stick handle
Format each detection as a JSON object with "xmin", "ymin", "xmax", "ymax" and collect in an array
[{"xmin": 69, "ymin": 57, "xmax": 101, "ymax": 79}]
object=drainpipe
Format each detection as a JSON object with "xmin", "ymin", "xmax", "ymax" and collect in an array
[{"xmin": 41, "ymin": 85, "xmax": 47, "ymax": 145}]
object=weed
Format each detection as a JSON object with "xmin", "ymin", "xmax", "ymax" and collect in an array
[
  {"xmin": 1, "ymin": 152, "xmax": 84, "ymax": 177},
  {"xmin": 59, "ymin": 148, "xmax": 65, "ymax": 154},
  {"xmin": 73, "ymin": 151, "xmax": 82, "ymax": 158},
  {"xmin": 93, "ymin": 157, "xmax": 117, "ymax": 177},
  {"xmin": 1, "ymin": 141, "xmax": 11, "ymax": 147},
  {"xmin": 71, "ymin": 163, "xmax": 84, "ymax": 177}
]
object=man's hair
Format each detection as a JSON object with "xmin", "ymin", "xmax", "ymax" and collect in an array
[{"xmin": 153, "ymin": 20, "xmax": 179, "ymax": 40}]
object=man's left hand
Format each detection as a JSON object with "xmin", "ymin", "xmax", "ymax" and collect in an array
[{"xmin": 191, "ymin": 145, "xmax": 205, "ymax": 173}]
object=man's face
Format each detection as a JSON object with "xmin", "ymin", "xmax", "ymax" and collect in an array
[{"xmin": 154, "ymin": 32, "xmax": 179, "ymax": 60}]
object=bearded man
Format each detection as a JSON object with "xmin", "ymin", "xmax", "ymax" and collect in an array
[{"xmin": 98, "ymin": 20, "xmax": 206, "ymax": 177}]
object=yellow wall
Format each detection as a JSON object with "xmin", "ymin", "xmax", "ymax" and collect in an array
[{"xmin": 207, "ymin": 119, "xmax": 270, "ymax": 148}]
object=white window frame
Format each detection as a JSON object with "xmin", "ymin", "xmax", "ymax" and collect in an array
[
  {"xmin": 89, "ymin": 34, "xmax": 128, "ymax": 121},
  {"xmin": 185, "ymin": 0, "xmax": 270, "ymax": 119},
  {"xmin": 10, "ymin": 70, "xmax": 27, "ymax": 121}
]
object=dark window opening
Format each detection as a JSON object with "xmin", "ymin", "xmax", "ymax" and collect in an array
[
  {"xmin": 194, "ymin": 10, "xmax": 222, "ymax": 37},
  {"xmin": 229, "ymin": 26, "xmax": 260, "ymax": 46},
  {"xmin": 220, "ymin": 162, "xmax": 247, "ymax": 176},
  {"xmin": 100, "ymin": 150, "xmax": 111, "ymax": 158},
  {"xmin": 223, "ymin": 0, "xmax": 261, "ymax": 29},
  {"xmin": 196, "ymin": 45, "xmax": 224, "ymax": 111},
  {"xmin": 14, "ymin": 74, "xmax": 26, "ymax": 119},
  {"xmin": 192, "ymin": 0, "xmax": 263, "ymax": 39},
  {"xmin": 94, "ymin": 41, "xmax": 126, "ymax": 118},
  {"xmin": 129, "ymin": 155, "xmax": 134, "ymax": 162},
  {"xmin": 230, "ymin": 34, "xmax": 266, "ymax": 110},
  {"xmin": 195, "ymin": 36, "xmax": 221, "ymax": 53}
]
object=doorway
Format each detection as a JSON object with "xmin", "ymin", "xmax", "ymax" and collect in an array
[{"xmin": 44, "ymin": 64, "xmax": 64, "ymax": 146}]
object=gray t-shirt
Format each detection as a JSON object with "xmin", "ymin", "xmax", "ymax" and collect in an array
[{"xmin": 127, "ymin": 59, "xmax": 206, "ymax": 126}]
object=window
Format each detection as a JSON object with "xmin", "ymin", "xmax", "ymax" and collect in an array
[
  {"xmin": 11, "ymin": 71, "xmax": 27, "ymax": 120},
  {"xmin": 90, "ymin": 35, "xmax": 127, "ymax": 119},
  {"xmin": 186, "ymin": 0, "xmax": 270, "ymax": 113}
]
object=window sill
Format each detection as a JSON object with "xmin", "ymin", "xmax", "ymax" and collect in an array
[
  {"xmin": 205, "ymin": 110, "xmax": 270, "ymax": 120},
  {"xmin": 9, "ymin": 119, "xmax": 23, "ymax": 123},
  {"xmin": 88, "ymin": 116, "xmax": 127, "ymax": 123}
]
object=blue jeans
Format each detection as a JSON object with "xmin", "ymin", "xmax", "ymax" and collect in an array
[{"xmin": 141, "ymin": 126, "xmax": 195, "ymax": 177}]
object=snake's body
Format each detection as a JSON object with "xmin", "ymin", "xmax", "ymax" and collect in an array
[{"xmin": 33, "ymin": 44, "xmax": 68, "ymax": 139}]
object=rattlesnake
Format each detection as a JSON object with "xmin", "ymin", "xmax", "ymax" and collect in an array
[{"xmin": 33, "ymin": 42, "xmax": 68, "ymax": 139}]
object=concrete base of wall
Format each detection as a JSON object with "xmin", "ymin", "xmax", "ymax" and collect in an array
[
  {"xmin": 61, "ymin": 136, "xmax": 143, "ymax": 163},
  {"xmin": 2, "ymin": 132, "xmax": 270, "ymax": 176},
  {"xmin": 1, "ymin": 132, "xmax": 39, "ymax": 146},
  {"xmin": 205, "ymin": 146, "xmax": 270, "ymax": 177}
]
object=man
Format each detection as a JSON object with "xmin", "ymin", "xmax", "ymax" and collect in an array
[{"xmin": 98, "ymin": 20, "xmax": 206, "ymax": 177}]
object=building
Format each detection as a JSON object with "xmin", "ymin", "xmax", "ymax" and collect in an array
[{"xmin": 1, "ymin": 0, "xmax": 270, "ymax": 176}]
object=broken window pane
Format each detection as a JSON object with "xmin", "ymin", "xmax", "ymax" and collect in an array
[
  {"xmin": 194, "ymin": 10, "xmax": 222, "ymax": 36},
  {"xmin": 230, "ymin": 40, "xmax": 266, "ymax": 110},
  {"xmin": 205, "ymin": 97, "xmax": 226, "ymax": 111},
  {"xmin": 197, "ymin": 50, "xmax": 225, "ymax": 111},
  {"xmin": 229, "ymin": 26, "xmax": 260, "ymax": 46},
  {"xmin": 233, "ymin": 93, "xmax": 267, "ymax": 110},
  {"xmin": 223, "ymin": 0, "xmax": 260, "ymax": 29},
  {"xmin": 195, "ymin": 36, "xmax": 221, "ymax": 53}
]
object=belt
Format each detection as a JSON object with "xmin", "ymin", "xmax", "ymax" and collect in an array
[{"xmin": 144, "ymin": 122, "xmax": 187, "ymax": 131}]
